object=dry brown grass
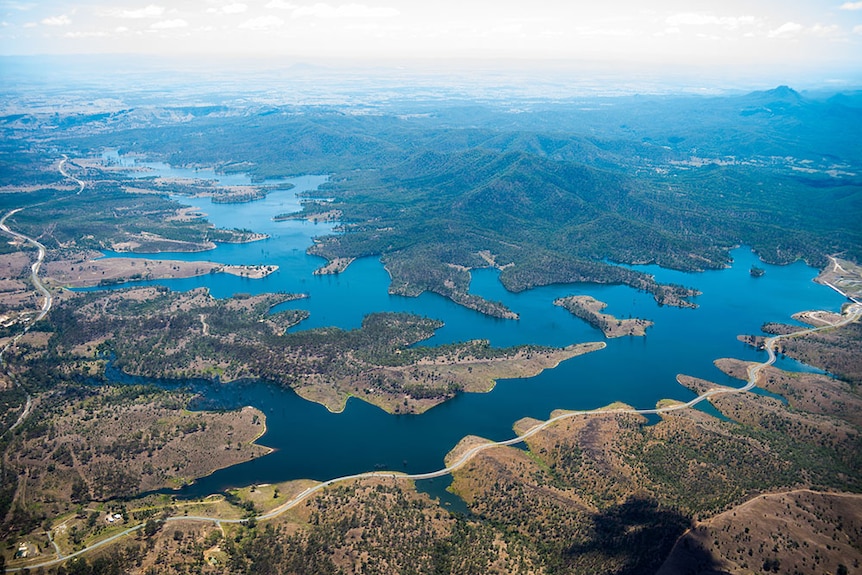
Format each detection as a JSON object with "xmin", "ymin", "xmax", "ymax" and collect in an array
[
  {"xmin": 8, "ymin": 387, "xmax": 270, "ymax": 505},
  {"xmin": 44, "ymin": 253, "xmax": 222, "ymax": 288},
  {"xmin": 659, "ymin": 490, "xmax": 862, "ymax": 575},
  {"xmin": 554, "ymin": 295, "xmax": 653, "ymax": 338},
  {"xmin": 717, "ymin": 357, "xmax": 862, "ymax": 427}
]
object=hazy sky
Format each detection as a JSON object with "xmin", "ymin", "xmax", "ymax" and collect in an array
[{"xmin": 2, "ymin": 1, "xmax": 861, "ymax": 73}]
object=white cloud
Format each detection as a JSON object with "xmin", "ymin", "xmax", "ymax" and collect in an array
[
  {"xmin": 839, "ymin": 1, "xmax": 862, "ymax": 10},
  {"xmin": 210, "ymin": 3, "xmax": 248, "ymax": 15},
  {"xmin": 111, "ymin": 5, "xmax": 166, "ymax": 19},
  {"xmin": 768, "ymin": 22, "xmax": 803, "ymax": 38},
  {"xmin": 1, "ymin": 1, "xmax": 35, "ymax": 11},
  {"xmin": 665, "ymin": 17, "xmax": 840, "ymax": 41},
  {"xmin": 853, "ymin": 24, "xmax": 862, "ymax": 34},
  {"xmin": 238, "ymin": 15, "xmax": 284, "ymax": 30},
  {"xmin": 151, "ymin": 18, "xmax": 188, "ymax": 29},
  {"xmin": 665, "ymin": 13, "xmax": 756, "ymax": 30},
  {"xmin": 666, "ymin": 13, "xmax": 716, "ymax": 26},
  {"xmin": 574, "ymin": 26, "xmax": 632, "ymax": 38},
  {"xmin": 266, "ymin": 1, "xmax": 298, "ymax": 8},
  {"xmin": 267, "ymin": 2, "xmax": 398, "ymax": 19},
  {"xmin": 224, "ymin": 3, "xmax": 248, "ymax": 13},
  {"xmin": 294, "ymin": 3, "xmax": 399, "ymax": 19},
  {"xmin": 809, "ymin": 24, "xmax": 839, "ymax": 37},
  {"xmin": 64, "ymin": 30, "xmax": 108, "ymax": 38},
  {"xmin": 41, "ymin": 14, "xmax": 71, "ymax": 26}
]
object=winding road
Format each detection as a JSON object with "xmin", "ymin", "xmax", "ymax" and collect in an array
[
  {"xmin": 0, "ymin": 207, "xmax": 52, "ymax": 434},
  {"xmin": 9, "ymin": 297, "xmax": 860, "ymax": 572},
  {"xmin": 0, "ymin": 209, "xmax": 52, "ymax": 324},
  {"xmin": 1, "ymin": 157, "xmax": 84, "ymax": 435},
  {"xmin": 59, "ymin": 155, "xmax": 86, "ymax": 195}
]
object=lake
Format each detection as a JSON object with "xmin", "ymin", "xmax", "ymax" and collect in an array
[{"xmin": 92, "ymin": 162, "xmax": 847, "ymax": 501}]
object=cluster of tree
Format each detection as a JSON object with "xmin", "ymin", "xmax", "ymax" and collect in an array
[
  {"xmin": 43, "ymin": 289, "xmax": 556, "ymax": 408},
  {"xmin": 554, "ymin": 297, "xmax": 616, "ymax": 334},
  {"xmin": 4, "ymin": 181, "xmax": 262, "ymax": 255},
  {"xmin": 211, "ymin": 190, "xmax": 267, "ymax": 204},
  {"xmin": 220, "ymin": 481, "xmax": 539, "ymax": 575},
  {"xmin": 452, "ymin": 376, "xmax": 861, "ymax": 573}
]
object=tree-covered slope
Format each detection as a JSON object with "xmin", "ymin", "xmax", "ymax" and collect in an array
[{"xmin": 43, "ymin": 87, "xmax": 862, "ymax": 314}]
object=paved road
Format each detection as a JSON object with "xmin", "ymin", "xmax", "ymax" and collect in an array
[
  {"xmin": 0, "ymin": 209, "xmax": 52, "ymax": 323},
  {"xmin": 11, "ymin": 300, "xmax": 859, "ymax": 572},
  {"xmin": 0, "ymin": 156, "xmax": 82, "ymax": 435},
  {"xmin": 59, "ymin": 155, "xmax": 86, "ymax": 194},
  {"xmin": 47, "ymin": 529, "xmax": 63, "ymax": 559},
  {"xmin": 823, "ymin": 256, "xmax": 861, "ymax": 304},
  {"xmin": 0, "ymin": 207, "xmax": 52, "ymax": 434}
]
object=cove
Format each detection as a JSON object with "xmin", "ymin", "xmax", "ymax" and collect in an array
[{"xmin": 89, "ymin": 158, "xmax": 849, "ymax": 500}]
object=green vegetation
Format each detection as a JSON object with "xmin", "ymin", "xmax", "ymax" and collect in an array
[
  {"xmin": 1, "ymin": 84, "xmax": 860, "ymax": 573},
  {"xmin": 44, "ymin": 87, "xmax": 859, "ymax": 314},
  {"xmin": 225, "ymin": 481, "xmax": 536, "ymax": 575},
  {"xmin": 4, "ymin": 180, "xmax": 260, "ymax": 254},
  {"xmin": 42, "ymin": 287, "xmax": 580, "ymax": 413}
]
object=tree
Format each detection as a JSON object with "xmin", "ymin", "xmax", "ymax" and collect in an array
[{"xmin": 143, "ymin": 519, "xmax": 162, "ymax": 538}]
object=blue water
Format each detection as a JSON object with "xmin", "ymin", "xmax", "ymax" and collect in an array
[{"xmin": 90, "ymin": 158, "xmax": 848, "ymax": 499}]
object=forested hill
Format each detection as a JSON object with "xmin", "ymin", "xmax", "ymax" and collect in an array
[{"xmin": 33, "ymin": 86, "xmax": 862, "ymax": 311}]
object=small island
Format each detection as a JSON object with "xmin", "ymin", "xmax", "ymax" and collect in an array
[
  {"xmin": 554, "ymin": 295, "xmax": 653, "ymax": 338},
  {"xmin": 314, "ymin": 257, "xmax": 355, "ymax": 275},
  {"xmin": 220, "ymin": 264, "xmax": 279, "ymax": 278},
  {"xmin": 274, "ymin": 208, "xmax": 342, "ymax": 223}
]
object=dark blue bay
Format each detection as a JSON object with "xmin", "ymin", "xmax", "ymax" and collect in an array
[{"xmin": 90, "ymin": 160, "xmax": 848, "ymax": 499}]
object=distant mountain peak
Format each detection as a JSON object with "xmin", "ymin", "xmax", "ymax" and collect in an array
[
  {"xmin": 738, "ymin": 85, "xmax": 805, "ymax": 115},
  {"xmin": 768, "ymin": 85, "xmax": 801, "ymax": 98},
  {"xmin": 747, "ymin": 85, "xmax": 803, "ymax": 103}
]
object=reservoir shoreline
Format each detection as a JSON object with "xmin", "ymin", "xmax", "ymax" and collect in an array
[{"xmin": 77, "ymin": 162, "xmax": 848, "ymax": 499}]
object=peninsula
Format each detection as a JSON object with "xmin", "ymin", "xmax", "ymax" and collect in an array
[
  {"xmin": 47, "ymin": 285, "xmax": 604, "ymax": 415},
  {"xmin": 41, "ymin": 251, "xmax": 278, "ymax": 288},
  {"xmin": 554, "ymin": 295, "xmax": 653, "ymax": 337}
]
